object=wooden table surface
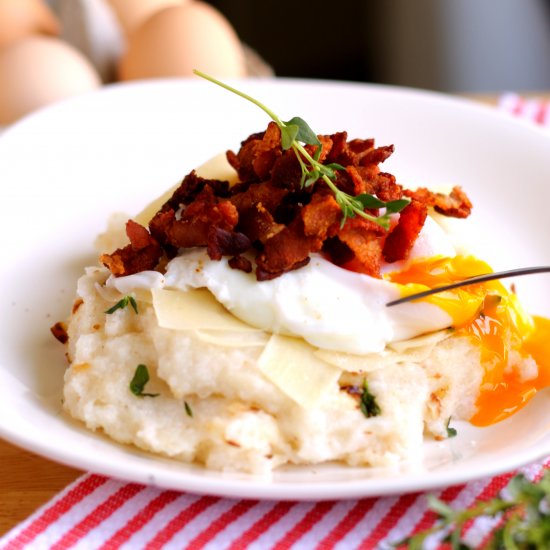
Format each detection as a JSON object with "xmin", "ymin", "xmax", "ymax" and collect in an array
[
  {"xmin": 2, "ymin": 91, "xmax": 549, "ymax": 538},
  {"xmin": 0, "ymin": 439, "xmax": 81, "ymax": 536}
]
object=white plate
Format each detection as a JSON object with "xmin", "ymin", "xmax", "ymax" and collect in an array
[{"xmin": 1, "ymin": 79, "xmax": 550, "ymax": 501}]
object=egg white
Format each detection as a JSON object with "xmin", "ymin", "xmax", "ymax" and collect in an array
[{"xmin": 108, "ymin": 214, "xmax": 455, "ymax": 354}]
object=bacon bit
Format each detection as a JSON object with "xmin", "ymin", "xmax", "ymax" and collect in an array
[
  {"xmin": 228, "ymin": 255, "xmax": 253, "ymax": 273},
  {"xmin": 101, "ymin": 220, "xmax": 162, "ymax": 276},
  {"xmin": 237, "ymin": 202, "xmax": 284, "ymax": 244},
  {"xmin": 383, "ymin": 200, "xmax": 428, "ymax": 263},
  {"xmin": 230, "ymin": 181, "xmax": 288, "ymax": 244},
  {"xmin": 324, "ymin": 131, "xmax": 348, "ymax": 163},
  {"xmin": 101, "ymin": 124, "xmax": 473, "ymax": 281},
  {"xmin": 51, "ymin": 321, "xmax": 68, "ymax": 344},
  {"xmin": 345, "ymin": 166, "xmax": 375, "ymax": 196},
  {"xmin": 183, "ymin": 187, "xmax": 238, "ymax": 228},
  {"xmin": 206, "ymin": 226, "xmax": 251, "ymax": 261},
  {"xmin": 230, "ymin": 181, "xmax": 288, "ymax": 214},
  {"xmin": 126, "ymin": 219, "xmax": 156, "ymax": 249},
  {"xmin": 322, "ymin": 236, "xmax": 355, "ymax": 266},
  {"xmin": 257, "ymin": 256, "xmax": 311, "ymax": 281},
  {"xmin": 357, "ymin": 143, "xmax": 394, "ymax": 167},
  {"xmin": 269, "ymin": 149, "xmax": 303, "ymax": 189},
  {"xmin": 301, "ymin": 192, "xmax": 342, "ymax": 239},
  {"xmin": 372, "ymin": 172, "xmax": 403, "ymax": 202},
  {"xmin": 227, "ymin": 122, "xmax": 282, "ymax": 182},
  {"xmin": 71, "ymin": 298, "xmax": 83, "ymax": 315},
  {"xmin": 330, "ymin": 139, "xmax": 392, "ymax": 168},
  {"xmin": 151, "ymin": 187, "xmax": 242, "ymax": 261},
  {"xmin": 163, "ymin": 171, "xmax": 231, "ymax": 213},
  {"xmin": 404, "ymin": 185, "xmax": 472, "ymax": 218},
  {"xmin": 338, "ymin": 217, "xmax": 386, "ymax": 277},
  {"xmin": 308, "ymin": 134, "xmax": 332, "ymax": 163},
  {"xmin": 256, "ymin": 219, "xmax": 319, "ymax": 279}
]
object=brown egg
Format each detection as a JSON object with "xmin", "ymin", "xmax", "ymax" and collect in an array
[
  {"xmin": 118, "ymin": 2, "xmax": 246, "ymax": 80},
  {"xmin": 0, "ymin": 0, "xmax": 60, "ymax": 49},
  {"xmin": 106, "ymin": 0, "xmax": 188, "ymax": 37},
  {"xmin": 0, "ymin": 36, "xmax": 101, "ymax": 125}
]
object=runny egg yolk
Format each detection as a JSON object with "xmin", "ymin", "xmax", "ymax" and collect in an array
[{"xmin": 386, "ymin": 255, "xmax": 550, "ymax": 426}]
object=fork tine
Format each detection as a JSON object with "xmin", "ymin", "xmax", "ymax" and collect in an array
[{"xmin": 386, "ymin": 266, "xmax": 550, "ymax": 307}]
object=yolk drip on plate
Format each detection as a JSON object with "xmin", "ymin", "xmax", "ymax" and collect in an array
[{"xmin": 387, "ymin": 255, "xmax": 550, "ymax": 426}]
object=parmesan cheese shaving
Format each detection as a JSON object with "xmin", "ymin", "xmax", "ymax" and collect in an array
[
  {"xmin": 315, "ymin": 330, "xmax": 452, "ymax": 373},
  {"xmin": 314, "ymin": 349, "xmax": 391, "ymax": 373},
  {"xmin": 387, "ymin": 329, "xmax": 451, "ymax": 352},
  {"xmin": 152, "ymin": 287, "xmax": 262, "ymax": 332},
  {"xmin": 257, "ymin": 334, "xmax": 342, "ymax": 409},
  {"xmin": 194, "ymin": 329, "xmax": 269, "ymax": 347}
]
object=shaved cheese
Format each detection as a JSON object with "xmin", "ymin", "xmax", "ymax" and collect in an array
[
  {"xmin": 258, "ymin": 334, "xmax": 342, "ymax": 409},
  {"xmin": 193, "ymin": 152, "xmax": 239, "ymax": 183},
  {"xmin": 387, "ymin": 329, "xmax": 451, "ymax": 353},
  {"xmin": 316, "ymin": 329, "xmax": 452, "ymax": 372},
  {"xmin": 134, "ymin": 186, "xmax": 178, "ymax": 227},
  {"xmin": 194, "ymin": 329, "xmax": 269, "ymax": 347},
  {"xmin": 152, "ymin": 288, "xmax": 261, "ymax": 332},
  {"xmin": 314, "ymin": 349, "xmax": 390, "ymax": 373},
  {"xmin": 134, "ymin": 154, "xmax": 238, "ymax": 226}
]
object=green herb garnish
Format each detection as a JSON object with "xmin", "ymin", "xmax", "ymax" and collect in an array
[
  {"xmin": 184, "ymin": 401, "xmax": 193, "ymax": 417},
  {"xmin": 193, "ymin": 70, "xmax": 409, "ymax": 229},
  {"xmin": 394, "ymin": 471, "xmax": 550, "ymax": 549},
  {"xmin": 105, "ymin": 295, "xmax": 138, "ymax": 315},
  {"xmin": 129, "ymin": 364, "xmax": 159, "ymax": 397},
  {"xmin": 446, "ymin": 417, "xmax": 457, "ymax": 438},
  {"xmin": 360, "ymin": 379, "xmax": 381, "ymax": 418}
]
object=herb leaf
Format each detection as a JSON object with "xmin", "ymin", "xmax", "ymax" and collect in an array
[
  {"xmin": 184, "ymin": 401, "xmax": 193, "ymax": 417},
  {"xmin": 354, "ymin": 194, "xmax": 387, "ymax": 209},
  {"xmin": 385, "ymin": 199, "xmax": 411, "ymax": 214},
  {"xmin": 105, "ymin": 295, "xmax": 138, "ymax": 315},
  {"xmin": 129, "ymin": 364, "xmax": 159, "ymax": 397},
  {"xmin": 360, "ymin": 379, "xmax": 381, "ymax": 418},
  {"xmin": 394, "ymin": 472, "xmax": 550, "ymax": 549},
  {"xmin": 325, "ymin": 162, "xmax": 346, "ymax": 172},
  {"xmin": 283, "ymin": 116, "xmax": 321, "ymax": 146},
  {"xmin": 304, "ymin": 168, "xmax": 320, "ymax": 188},
  {"xmin": 446, "ymin": 417, "xmax": 457, "ymax": 438},
  {"xmin": 280, "ymin": 123, "xmax": 299, "ymax": 150}
]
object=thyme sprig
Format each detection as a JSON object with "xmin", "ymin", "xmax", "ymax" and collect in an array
[
  {"xmin": 194, "ymin": 70, "xmax": 409, "ymax": 229},
  {"xmin": 394, "ymin": 471, "xmax": 550, "ymax": 549}
]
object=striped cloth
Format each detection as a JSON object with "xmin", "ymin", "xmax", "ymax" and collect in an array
[
  {"xmin": 1, "ymin": 459, "xmax": 549, "ymax": 549},
  {"xmin": 1, "ymin": 94, "xmax": 549, "ymax": 550},
  {"xmin": 498, "ymin": 92, "xmax": 550, "ymax": 124}
]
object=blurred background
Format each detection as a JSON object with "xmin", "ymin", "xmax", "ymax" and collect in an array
[
  {"xmin": 208, "ymin": 0, "xmax": 550, "ymax": 93},
  {"xmin": 1, "ymin": 0, "xmax": 550, "ymax": 125}
]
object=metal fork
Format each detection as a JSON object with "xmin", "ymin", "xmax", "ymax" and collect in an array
[{"xmin": 386, "ymin": 267, "xmax": 550, "ymax": 307}]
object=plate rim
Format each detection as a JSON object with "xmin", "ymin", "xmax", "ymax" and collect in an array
[{"xmin": 1, "ymin": 77, "xmax": 550, "ymax": 501}]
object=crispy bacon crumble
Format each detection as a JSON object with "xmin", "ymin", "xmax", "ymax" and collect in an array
[
  {"xmin": 101, "ymin": 124, "xmax": 472, "ymax": 280},
  {"xmin": 50, "ymin": 321, "xmax": 69, "ymax": 344}
]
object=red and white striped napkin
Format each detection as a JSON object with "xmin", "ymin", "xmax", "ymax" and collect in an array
[
  {"xmin": 1, "ymin": 459, "xmax": 548, "ymax": 549},
  {"xmin": 498, "ymin": 92, "xmax": 550, "ymax": 125},
  {"xmin": 1, "ymin": 94, "xmax": 549, "ymax": 550}
]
